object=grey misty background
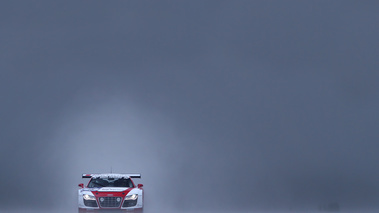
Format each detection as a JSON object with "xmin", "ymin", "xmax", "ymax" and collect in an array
[{"xmin": 1, "ymin": 0, "xmax": 379, "ymax": 212}]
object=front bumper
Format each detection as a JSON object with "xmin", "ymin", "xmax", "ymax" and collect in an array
[
  {"xmin": 79, "ymin": 196, "xmax": 142, "ymax": 209},
  {"xmin": 78, "ymin": 208, "xmax": 143, "ymax": 213}
]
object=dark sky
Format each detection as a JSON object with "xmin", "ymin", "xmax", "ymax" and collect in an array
[{"xmin": 1, "ymin": 0, "xmax": 379, "ymax": 212}]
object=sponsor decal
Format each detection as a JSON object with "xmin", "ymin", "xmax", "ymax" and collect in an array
[{"xmin": 98, "ymin": 187, "xmax": 127, "ymax": 192}]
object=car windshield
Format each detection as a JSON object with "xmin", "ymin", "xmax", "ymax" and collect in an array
[{"xmin": 87, "ymin": 177, "xmax": 133, "ymax": 188}]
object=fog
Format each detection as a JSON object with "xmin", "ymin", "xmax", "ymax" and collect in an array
[{"xmin": 1, "ymin": 1, "xmax": 379, "ymax": 213}]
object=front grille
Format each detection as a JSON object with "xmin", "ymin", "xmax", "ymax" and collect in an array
[
  {"xmin": 122, "ymin": 199, "xmax": 138, "ymax": 207},
  {"xmin": 98, "ymin": 197, "xmax": 122, "ymax": 208},
  {"xmin": 84, "ymin": 199, "xmax": 98, "ymax": 207}
]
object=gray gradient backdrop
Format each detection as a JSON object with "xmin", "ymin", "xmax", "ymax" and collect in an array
[{"xmin": 1, "ymin": 0, "xmax": 379, "ymax": 212}]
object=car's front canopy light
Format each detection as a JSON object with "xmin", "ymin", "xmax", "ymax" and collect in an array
[
  {"xmin": 83, "ymin": 194, "xmax": 96, "ymax": 200},
  {"xmin": 125, "ymin": 194, "xmax": 138, "ymax": 200}
]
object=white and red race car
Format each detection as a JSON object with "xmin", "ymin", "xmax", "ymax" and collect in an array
[{"xmin": 78, "ymin": 173, "xmax": 144, "ymax": 213}]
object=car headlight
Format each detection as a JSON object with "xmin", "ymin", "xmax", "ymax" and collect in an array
[
  {"xmin": 83, "ymin": 194, "xmax": 96, "ymax": 200},
  {"xmin": 124, "ymin": 194, "xmax": 138, "ymax": 200}
]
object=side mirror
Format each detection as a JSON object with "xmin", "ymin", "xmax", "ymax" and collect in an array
[
  {"xmin": 138, "ymin": 184, "xmax": 143, "ymax": 188},
  {"xmin": 78, "ymin": 183, "xmax": 84, "ymax": 188}
]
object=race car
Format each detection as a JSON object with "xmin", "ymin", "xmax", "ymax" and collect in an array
[{"xmin": 78, "ymin": 173, "xmax": 144, "ymax": 213}]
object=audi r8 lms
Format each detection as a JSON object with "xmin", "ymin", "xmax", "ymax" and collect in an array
[{"xmin": 78, "ymin": 173, "xmax": 143, "ymax": 213}]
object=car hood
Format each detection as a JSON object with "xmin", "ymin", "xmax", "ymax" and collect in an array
[
  {"xmin": 94, "ymin": 187, "xmax": 129, "ymax": 192},
  {"xmin": 89, "ymin": 187, "xmax": 135, "ymax": 198},
  {"xmin": 81, "ymin": 187, "xmax": 131, "ymax": 193}
]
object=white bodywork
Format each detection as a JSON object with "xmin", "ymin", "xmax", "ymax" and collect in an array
[{"xmin": 78, "ymin": 173, "xmax": 143, "ymax": 211}]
